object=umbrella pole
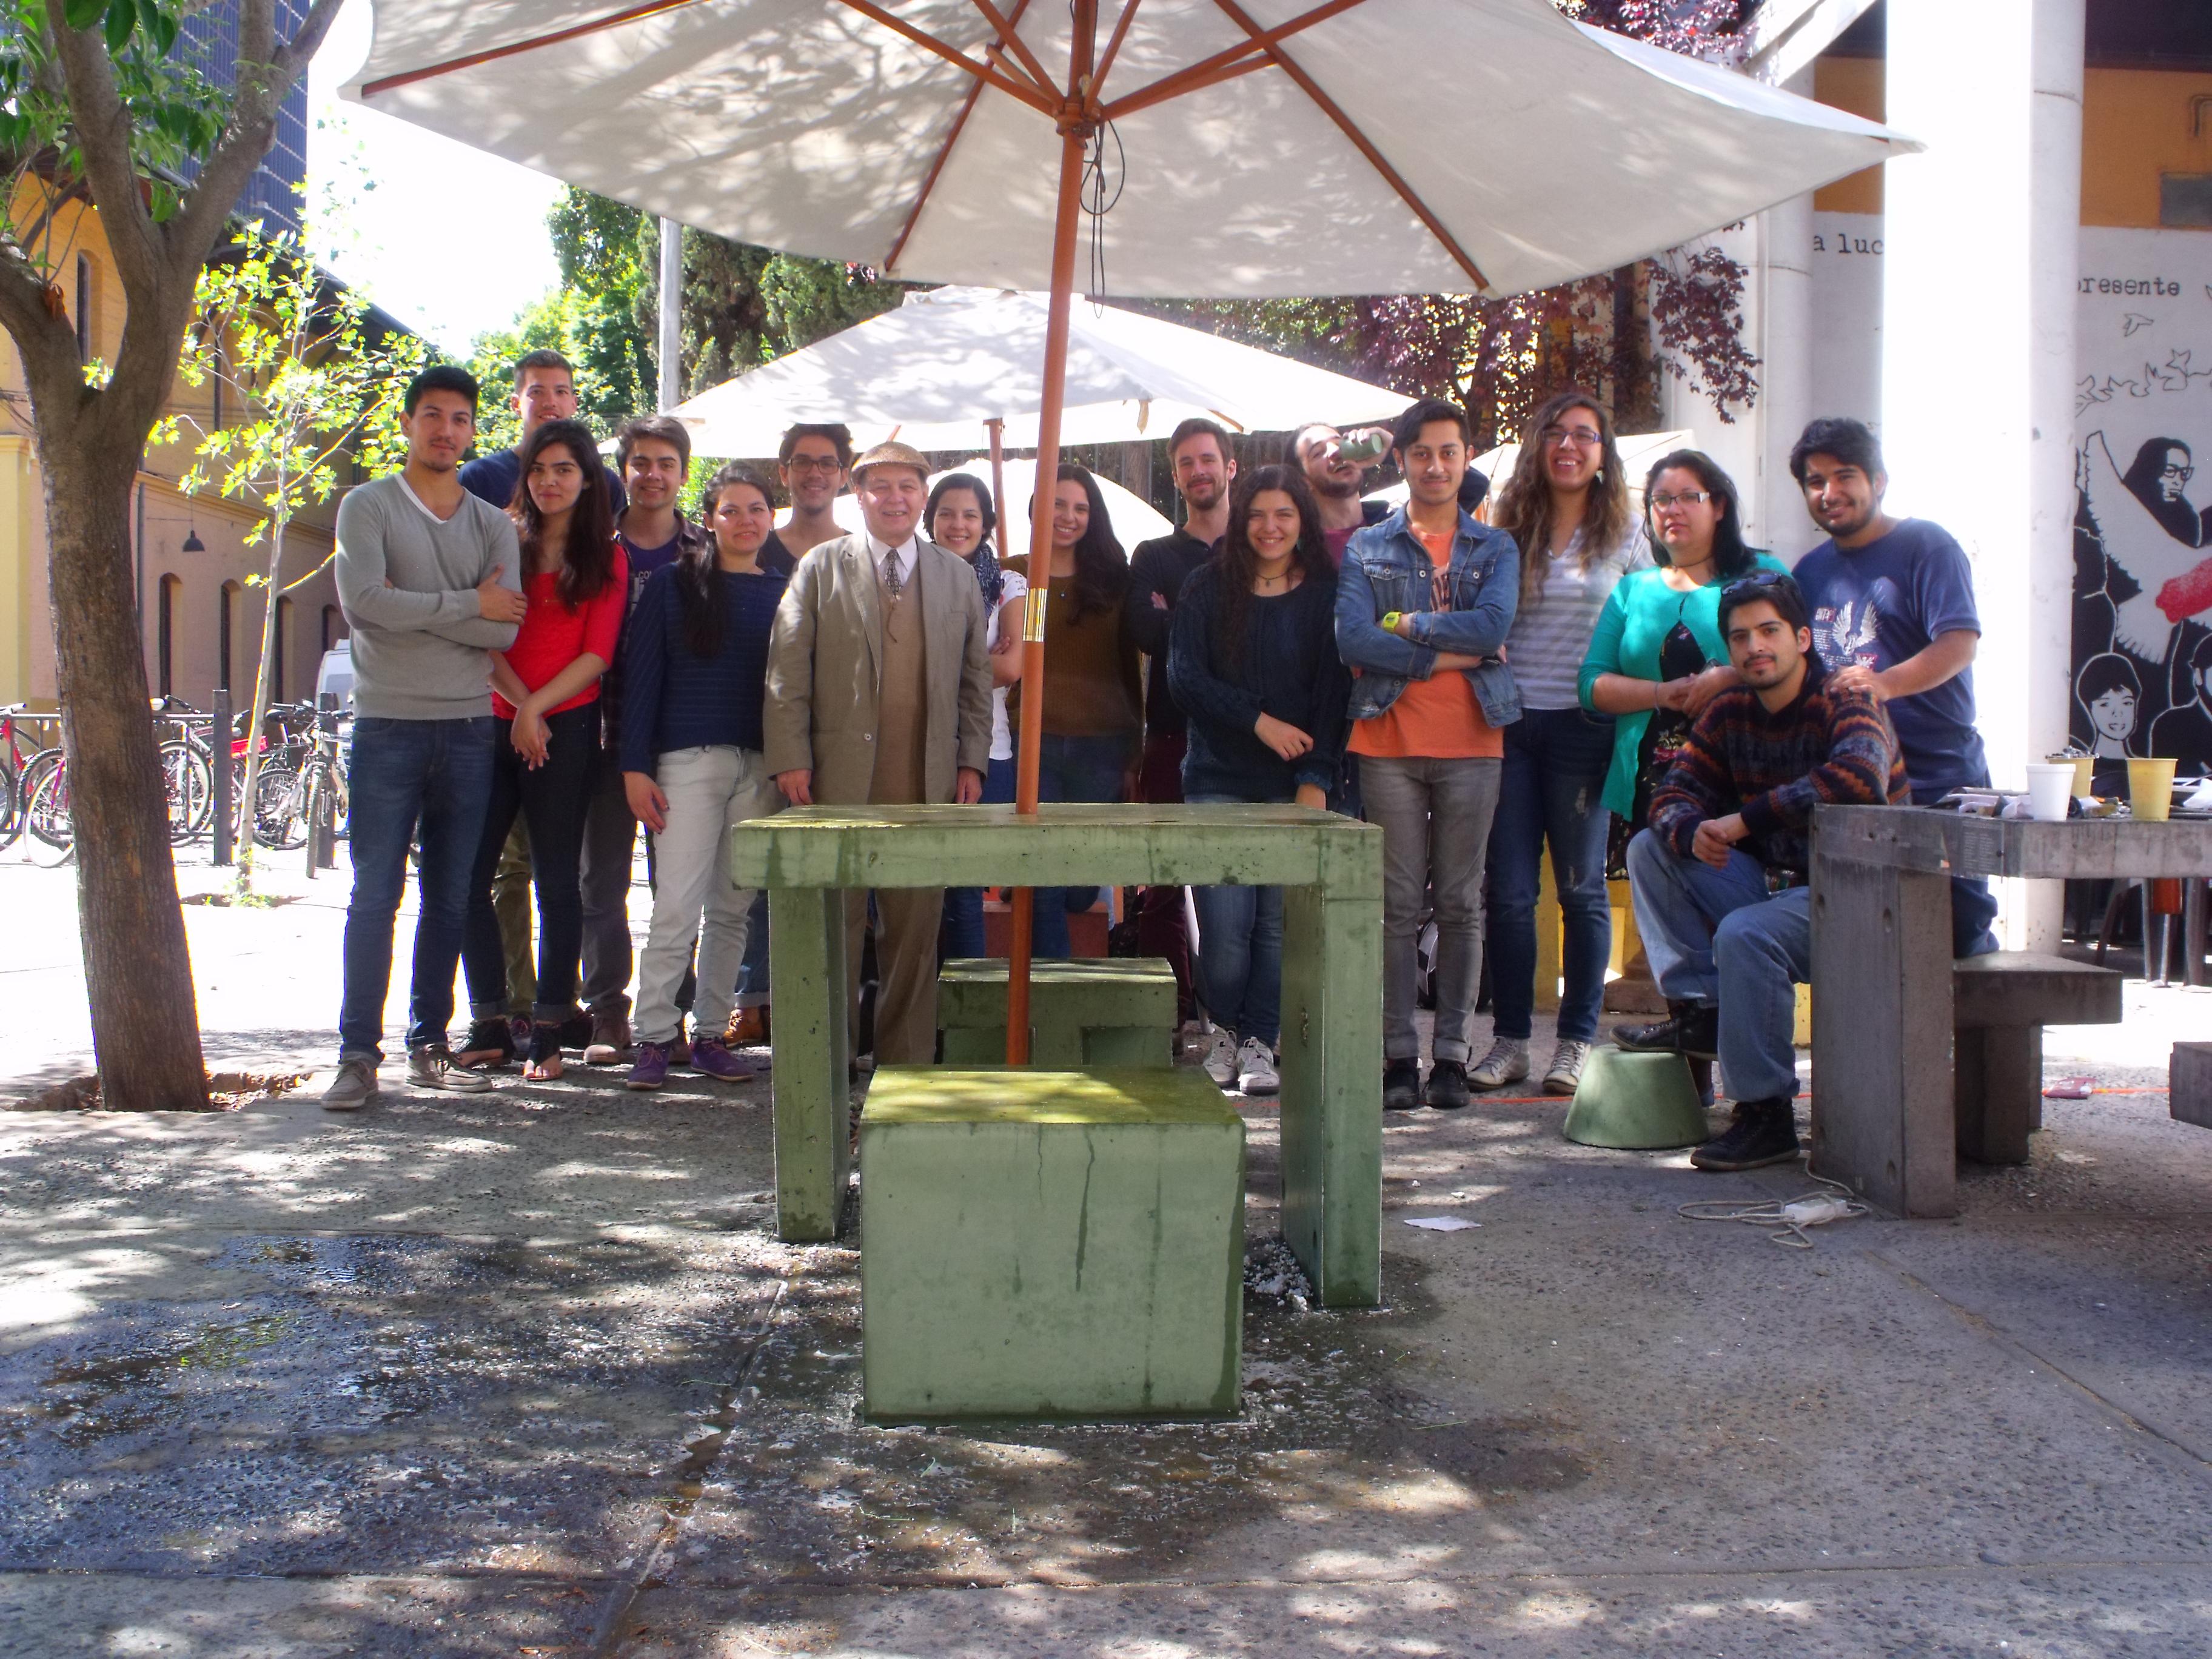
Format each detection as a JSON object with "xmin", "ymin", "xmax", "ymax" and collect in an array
[
  {"xmin": 987, "ymin": 418, "xmax": 1007, "ymax": 549},
  {"xmin": 1007, "ymin": 74, "xmax": 1094, "ymax": 1068}
]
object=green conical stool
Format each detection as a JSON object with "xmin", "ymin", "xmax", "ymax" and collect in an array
[{"xmin": 1563, "ymin": 1047, "xmax": 1711, "ymax": 1150}]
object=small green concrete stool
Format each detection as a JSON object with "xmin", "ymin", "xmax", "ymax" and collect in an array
[
  {"xmin": 1563, "ymin": 1047, "xmax": 1712, "ymax": 1150},
  {"xmin": 860, "ymin": 1066, "xmax": 1244, "ymax": 1422},
  {"xmin": 937, "ymin": 956, "xmax": 1177, "ymax": 1068}
]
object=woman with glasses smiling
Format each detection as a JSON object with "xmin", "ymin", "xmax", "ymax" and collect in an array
[{"xmin": 1473, "ymin": 391, "xmax": 1652, "ymax": 1097}]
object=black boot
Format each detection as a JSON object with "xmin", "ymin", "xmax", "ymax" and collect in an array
[
  {"xmin": 1382, "ymin": 1057, "xmax": 1422, "ymax": 1111},
  {"xmin": 1690, "ymin": 1096, "xmax": 1801, "ymax": 1171},
  {"xmin": 1612, "ymin": 1000, "xmax": 1718, "ymax": 1060}
]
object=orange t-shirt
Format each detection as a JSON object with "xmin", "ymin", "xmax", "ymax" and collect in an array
[{"xmin": 1347, "ymin": 528, "xmax": 1501, "ymax": 760}]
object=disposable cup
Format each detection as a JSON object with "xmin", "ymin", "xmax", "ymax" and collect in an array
[
  {"xmin": 2127, "ymin": 757, "xmax": 2178, "ymax": 822},
  {"xmin": 2025, "ymin": 763, "xmax": 2075, "ymax": 822},
  {"xmin": 2048, "ymin": 753, "xmax": 2093, "ymax": 797}
]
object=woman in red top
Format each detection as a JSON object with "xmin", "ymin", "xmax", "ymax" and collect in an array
[{"xmin": 460, "ymin": 418, "xmax": 628, "ymax": 1080}]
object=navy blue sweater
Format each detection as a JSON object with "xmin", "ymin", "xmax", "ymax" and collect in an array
[
  {"xmin": 618, "ymin": 562, "xmax": 786, "ymax": 773},
  {"xmin": 1168, "ymin": 564, "xmax": 1351, "ymax": 800}
]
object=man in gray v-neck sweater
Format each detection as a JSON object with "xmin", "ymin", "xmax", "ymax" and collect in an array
[{"xmin": 323, "ymin": 366, "xmax": 525, "ymax": 1111}]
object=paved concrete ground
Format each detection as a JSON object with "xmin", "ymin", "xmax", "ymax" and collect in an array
[{"xmin": 4, "ymin": 841, "xmax": 2211, "ymax": 1656}]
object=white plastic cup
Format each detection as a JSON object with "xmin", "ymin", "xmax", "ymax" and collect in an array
[{"xmin": 2025, "ymin": 762, "xmax": 2075, "ymax": 823}]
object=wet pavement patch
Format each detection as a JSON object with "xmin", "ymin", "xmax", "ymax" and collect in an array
[
  {"xmin": 0, "ymin": 1229, "xmax": 788, "ymax": 1580},
  {"xmin": 671, "ymin": 1247, "xmax": 1591, "ymax": 1590}
]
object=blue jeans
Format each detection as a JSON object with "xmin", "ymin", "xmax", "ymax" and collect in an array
[
  {"xmin": 461, "ymin": 705, "xmax": 598, "ymax": 1023},
  {"xmin": 942, "ymin": 756, "xmax": 1017, "ymax": 960},
  {"xmin": 1626, "ymin": 830, "xmax": 1807, "ymax": 1104},
  {"xmin": 1032, "ymin": 733, "xmax": 1128, "ymax": 957},
  {"xmin": 1187, "ymin": 791, "xmax": 1285, "ymax": 1047},
  {"xmin": 339, "ymin": 715, "xmax": 497, "ymax": 1061},
  {"xmin": 1487, "ymin": 706, "xmax": 1616, "ymax": 1042}
]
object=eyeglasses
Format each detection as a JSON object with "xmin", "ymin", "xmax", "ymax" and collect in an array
[
  {"xmin": 784, "ymin": 454, "xmax": 845, "ymax": 474},
  {"xmin": 1541, "ymin": 424, "xmax": 1602, "ymax": 447},
  {"xmin": 1649, "ymin": 490, "xmax": 1712, "ymax": 510},
  {"xmin": 2160, "ymin": 463, "xmax": 2194, "ymax": 481}
]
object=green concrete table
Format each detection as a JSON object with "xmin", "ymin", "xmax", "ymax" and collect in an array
[{"xmin": 728, "ymin": 802, "xmax": 1384, "ymax": 1308}]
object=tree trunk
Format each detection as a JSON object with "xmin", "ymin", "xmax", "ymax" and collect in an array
[{"xmin": 44, "ymin": 437, "xmax": 210, "ymax": 1110}]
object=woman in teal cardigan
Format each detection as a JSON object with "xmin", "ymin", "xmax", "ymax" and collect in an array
[{"xmin": 1578, "ymin": 451, "xmax": 1789, "ymax": 828}]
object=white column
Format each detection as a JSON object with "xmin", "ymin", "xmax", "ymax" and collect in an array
[
  {"xmin": 1756, "ymin": 187, "xmax": 1817, "ymax": 563},
  {"xmin": 657, "ymin": 217, "xmax": 684, "ymax": 412},
  {"xmin": 1880, "ymin": 0, "xmax": 2082, "ymax": 949}
]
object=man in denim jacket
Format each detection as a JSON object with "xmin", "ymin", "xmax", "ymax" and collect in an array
[{"xmin": 1336, "ymin": 398, "xmax": 1521, "ymax": 1111}]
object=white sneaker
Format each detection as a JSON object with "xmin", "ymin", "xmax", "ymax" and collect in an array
[
  {"xmin": 1543, "ymin": 1039, "xmax": 1590, "ymax": 1096},
  {"xmin": 1202, "ymin": 1029, "xmax": 1239, "ymax": 1087},
  {"xmin": 1236, "ymin": 1037, "xmax": 1280, "ymax": 1096},
  {"xmin": 1469, "ymin": 1037, "xmax": 1529, "ymax": 1090}
]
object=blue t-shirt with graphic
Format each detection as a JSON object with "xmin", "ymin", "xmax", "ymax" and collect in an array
[{"xmin": 1795, "ymin": 518, "xmax": 1988, "ymax": 801}]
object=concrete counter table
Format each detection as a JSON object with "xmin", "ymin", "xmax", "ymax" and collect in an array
[
  {"xmin": 728, "ymin": 802, "xmax": 1385, "ymax": 1307},
  {"xmin": 1810, "ymin": 805, "xmax": 2212, "ymax": 1217}
]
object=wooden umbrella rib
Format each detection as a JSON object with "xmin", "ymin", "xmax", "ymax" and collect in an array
[
  {"xmin": 1092, "ymin": 0, "xmax": 1144, "ymax": 93},
  {"xmin": 1210, "ymin": 0, "xmax": 1489, "ymax": 292},
  {"xmin": 885, "ymin": 0, "xmax": 1038, "ymax": 273},
  {"xmin": 832, "ymin": 0, "xmax": 1059, "ymax": 115},
  {"xmin": 358, "ymin": 0, "xmax": 713, "ymax": 99},
  {"xmin": 1101, "ymin": 0, "xmax": 1367, "ymax": 119},
  {"xmin": 966, "ymin": 0, "xmax": 1060, "ymax": 102}
]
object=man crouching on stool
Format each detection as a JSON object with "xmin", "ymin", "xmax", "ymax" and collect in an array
[{"xmin": 1614, "ymin": 571, "xmax": 1908, "ymax": 1171}]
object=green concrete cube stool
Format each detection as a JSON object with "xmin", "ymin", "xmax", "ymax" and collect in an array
[
  {"xmin": 1563, "ymin": 1047, "xmax": 1712, "ymax": 1150},
  {"xmin": 860, "ymin": 1066, "xmax": 1244, "ymax": 1421},
  {"xmin": 937, "ymin": 957, "xmax": 1177, "ymax": 1068}
]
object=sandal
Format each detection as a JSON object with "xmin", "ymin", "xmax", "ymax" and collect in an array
[{"xmin": 522, "ymin": 1023, "xmax": 565, "ymax": 1082}]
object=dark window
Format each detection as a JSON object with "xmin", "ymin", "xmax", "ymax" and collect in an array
[
  {"xmin": 74, "ymin": 255, "xmax": 92, "ymax": 361},
  {"xmin": 157, "ymin": 575, "xmax": 180, "ymax": 697},
  {"xmin": 2160, "ymin": 173, "xmax": 2212, "ymax": 230},
  {"xmin": 321, "ymin": 603, "xmax": 341, "ymax": 652},
  {"xmin": 218, "ymin": 581, "xmax": 238, "ymax": 692},
  {"xmin": 273, "ymin": 598, "xmax": 290, "ymax": 703}
]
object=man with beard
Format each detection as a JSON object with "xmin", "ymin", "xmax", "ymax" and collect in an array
[
  {"xmin": 1295, "ymin": 422, "xmax": 1396, "ymax": 567},
  {"xmin": 1618, "ymin": 572, "xmax": 1907, "ymax": 1171},
  {"xmin": 763, "ymin": 423, "xmax": 854, "ymax": 574},
  {"xmin": 1124, "ymin": 418, "xmax": 1236, "ymax": 1036},
  {"xmin": 1789, "ymin": 417, "xmax": 1997, "ymax": 957}
]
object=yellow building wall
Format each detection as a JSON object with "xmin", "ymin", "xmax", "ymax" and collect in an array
[
  {"xmin": 1812, "ymin": 57, "xmax": 2212, "ymax": 229},
  {"xmin": 0, "ymin": 187, "xmax": 350, "ymax": 711}
]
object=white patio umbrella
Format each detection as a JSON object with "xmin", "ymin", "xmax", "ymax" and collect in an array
[
  {"xmin": 668, "ymin": 285, "xmax": 1413, "ymax": 458},
  {"xmin": 350, "ymin": 0, "xmax": 1915, "ymax": 1061}
]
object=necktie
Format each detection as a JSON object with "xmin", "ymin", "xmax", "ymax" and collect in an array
[{"xmin": 882, "ymin": 548, "xmax": 904, "ymax": 600}]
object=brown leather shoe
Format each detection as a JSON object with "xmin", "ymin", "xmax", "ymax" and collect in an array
[
  {"xmin": 668, "ymin": 1016, "xmax": 691, "ymax": 1068},
  {"xmin": 582, "ymin": 1010, "xmax": 632, "ymax": 1065},
  {"xmin": 726, "ymin": 1005, "xmax": 771, "ymax": 1047}
]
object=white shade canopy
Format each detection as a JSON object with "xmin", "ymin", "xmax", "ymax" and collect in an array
[
  {"xmin": 808, "ymin": 455, "xmax": 1173, "ymax": 564},
  {"xmin": 668, "ymin": 286, "xmax": 1412, "ymax": 457},
  {"xmin": 348, "ymin": 0, "xmax": 1915, "ymax": 301}
]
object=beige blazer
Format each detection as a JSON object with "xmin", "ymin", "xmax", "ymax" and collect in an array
[{"xmin": 762, "ymin": 532, "xmax": 994, "ymax": 805}]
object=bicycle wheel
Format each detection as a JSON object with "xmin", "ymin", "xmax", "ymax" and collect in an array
[
  {"xmin": 22, "ymin": 749, "xmax": 71, "ymax": 850},
  {"xmin": 252, "ymin": 764, "xmax": 308, "ymax": 850},
  {"xmin": 0, "ymin": 761, "xmax": 19, "ymax": 851},
  {"xmin": 159, "ymin": 739, "xmax": 210, "ymax": 844}
]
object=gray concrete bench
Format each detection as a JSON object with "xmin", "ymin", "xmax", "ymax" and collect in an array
[
  {"xmin": 1953, "ymin": 951, "xmax": 2122, "ymax": 1164},
  {"xmin": 2173, "ymin": 1042, "xmax": 2211, "ymax": 1131}
]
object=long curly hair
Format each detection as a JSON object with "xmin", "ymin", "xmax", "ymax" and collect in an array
[
  {"xmin": 1490, "ymin": 389, "xmax": 1634, "ymax": 609},
  {"xmin": 510, "ymin": 418, "xmax": 617, "ymax": 609},
  {"xmin": 1214, "ymin": 465, "xmax": 1331, "ymax": 665}
]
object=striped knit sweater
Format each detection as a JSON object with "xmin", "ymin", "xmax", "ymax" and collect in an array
[{"xmin": 1651, "ymin": 663, "xmax": 1908, "ymax": 876}]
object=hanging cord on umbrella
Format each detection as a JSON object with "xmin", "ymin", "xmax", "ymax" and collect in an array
[
  {"xmin": 1082, "ymin": 115, "xmax": 1125, "ymax": 305},
  {"xmin": 1677, "ymin": 1171, "xmax": 1871, "ymax": 1250}
]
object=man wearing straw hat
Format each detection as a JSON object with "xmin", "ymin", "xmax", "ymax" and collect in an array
[{"xmin": 763, "ymin": 440, "xmax": 994, "ymax": 1065}]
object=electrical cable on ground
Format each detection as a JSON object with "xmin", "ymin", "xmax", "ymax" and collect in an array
[{"xmin": 1677, "ymin": 1170, "xmax": 1871, "ymax": 1250}]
